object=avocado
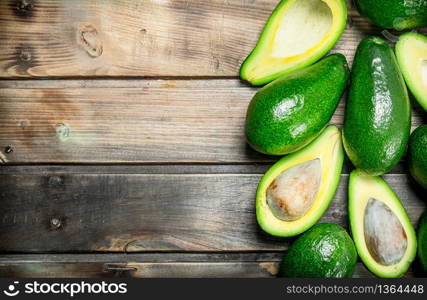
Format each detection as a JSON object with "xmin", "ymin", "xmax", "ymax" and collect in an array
[
  {"xmin": 256, "ymin": 126, "xmax": 344, "ymax": 237},
  {"xmin": 240, "ymin": 0, "xmax": 347, "ymax": 85},
  {"xmin": 354, "ymin": 0, "xmax": 427, "ymax": 30},
  {"xmin": 408, "ymin": 125, "xmax": 427, "ymax": 189},
  {"xmin": 396, "ymin": 32, "xmax": 427, "ymax": 111},
  {"xmin": 246, "ymin": 54, "xmax": 349, "ymax": 156},
  {"xmin": 418, "ymin": 212, "xmax": 427, "ymax": 274},
  {"xmin": 348, "ymin": 170, "xmax": 417, "ymax": 278},
  {"xmin": 280, "ymin": 223, "xmax": 357, "ymax": 278},
  {"xmin": 343, "ymin": 36, "xmax": 411, "ymax": 176}
]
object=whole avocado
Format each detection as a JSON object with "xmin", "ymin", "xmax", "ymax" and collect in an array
[
  {"xmin": 355, "ymin": 0, "xmax": 427, "ymax": 30},
  {"xmin": 245, "ymin": 54, "xmax": 349, "ymax": 156},
  {"xmin": 409, "ymin": 125, "xmax": 427, "ymax": 189},
  {"xmin": 418, "ymin": 212, "xmax": 427, "ymax": 274},
  {"xmin": 343, "ymin": 36, "xmax": 411, "ymax": 175},
  {"xmin": 279, "ymin": 223, "xmax": 357, "ymax": 278}
]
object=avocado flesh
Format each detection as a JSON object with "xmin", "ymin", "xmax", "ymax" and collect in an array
[
  {"xmin": 257, "ymin": 126, "xmax": 344, "ymax": 237},
  {"xmin": 240, "ymin": 0, "xmax": 347, "ymax": 85},
  {"xmin": 355, "ymin": 0, "xmax": 427, "ymax": 30},
  {"xmin": 246, "ymin": 54, "xmax": 349, "ymax": 156},
  {"xmin": 349, "ymin": 170, "xmax": 417, "ymax": 278},
  {"xmin": 280, "ymin": 223, "xmax": 357, "ymax": 278},
  {"xmin": 396, "ymin": 33, "xmax": 427, "ymax": 111},
  {"xmin": 408, "ymin": 125, "xmax": 427, "ymax": 189},
  {"xmin": 418, "ymin": 212, "xmax": 427, "ymax": 274},
  {"xmin": 343, "ymin": 36, "xmax": 411, "ymax": 175}
]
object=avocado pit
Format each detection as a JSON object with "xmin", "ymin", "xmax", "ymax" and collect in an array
[
  {"xmin": 364, "ymin": 198, "xmax": 407, "ymax": 266},
  {"xmin": 267, "ymin": 159, "xmax": 321, "ymax": 221}
]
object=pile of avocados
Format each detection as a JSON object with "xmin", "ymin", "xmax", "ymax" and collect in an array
[{"xmin": 241, "ymin": 0, "xmax": 427, "ymax": 278}]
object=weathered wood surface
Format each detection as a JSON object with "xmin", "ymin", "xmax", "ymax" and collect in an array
[
  {"xmin": 0, "ymin": 169, "xmax": 424, "ymax": 252},
  {"xmin": 0, "ymin": 254, "xmax": 411, "ymax": 278},
  {"xmin": 0, "ymin": 0, "xmax": 362, "ymax": 78},
  {"xmin": 0, "ymin": 80, "xmax": 424, "ymax": 164},
  {"xmin": 0, "ymin": 0, "xmax": 426, "ymax": 279},
  {"xmin": 1, "ymin": 0, "xmax": 426, "ymax": 78}
]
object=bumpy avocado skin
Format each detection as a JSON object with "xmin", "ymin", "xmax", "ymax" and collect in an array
[
  {"xmin": 343, "ymin": 36, "xmax": 411, "ymax": 175},
  {"xmin": 245, "ymin": 54, "xmax": 349, "ymax": 155},
  {"xmin": 355, "ymin": 0, "xmax": 427, "ymax": 29},
  {"xmin": 409, "ymin": 125, "xmax": 427, "ymax": 189},
  {"xmin": 279, "ymin": 223, "xmax": 357, "ymax": 278},
  {"xmin": 419, "ymin": 212, "xmax": 427, "ymax": 274}
]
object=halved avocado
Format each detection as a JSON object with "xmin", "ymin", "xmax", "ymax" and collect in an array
[
  {"xmin": 349, "ymin": 170, "xmax": 417, "ymax": 278},
  {"xmin": 256, "ymin": 126, "xmax": 344, "ymax": 237},
  {"xmin": 396, "ymin": 32, "xmax": 427, "ymax": 111},
  {"xmin": 240, "ymin": 0, "xmax": 347, "ymax": 86}
]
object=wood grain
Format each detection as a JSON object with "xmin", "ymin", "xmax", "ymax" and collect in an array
[
  {"xmin": 0, "ymin": 80, "xmax": 424, "ymax": 164},
  {"xmin": 0, "ymin": 171, "xmax": 424, "ymax": 252},
  {"xmin": 1, "ymin": 0, "xmax": 425, "ymax": 78},
  {"xmin": 0, "ymin": 254, "xmax": 414, "ymax": 278}
]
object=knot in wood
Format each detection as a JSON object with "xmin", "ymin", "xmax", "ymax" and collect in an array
[
  {"xmin": 15, "ymin": 0, "xmax": 34, "ymax": 13},
  {"xmin": 77, "ymin": 24, "xmax": 103, "ymax": 58},
  {"xmin": 4, "ymin": 146, "xmax": 13, "ymax": 154},
  {"xmin": 19, "ymin": 49, "xmax": 31, "ymax": 62}
]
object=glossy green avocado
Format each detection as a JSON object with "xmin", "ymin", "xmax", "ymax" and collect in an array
[
  {"xmin": 349, "ymin": 170, "xmax": 417, "ymax": 278},
  {"xmin": 418, "ymin": 212, "xmax": 427, "ymax": 274},
  {"xmin": 343, "ymin": 36, "xmax": 411, "ymax": 175},
  {"xmin": 240, "ymin": 0, "xmax": 347, "ymax": 85},
  {"xmin": 246, "ymin": 54, "xmax": 349, "ymax": 156},
  {"xmin": 280, "ymin": 223, "xmax": 357, "ymax": 278},
  {"xmin": 355, "ymin": 0, "xmax": 427, "ymax": 29},
  {"xmin": 408, "ymin": 125, "xmax": 427, "ymax": 189},
  {"xmin": 256, "ymin": 126, "xmax": 344, "ymax": 237}
]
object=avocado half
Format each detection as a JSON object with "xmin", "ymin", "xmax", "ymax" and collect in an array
[
  {"xmin": 240, "ymin": 0, "xmax": 347, "ymax": 85},
  {"xmin": 396, "ymin": 32, "xmax": 427, "ymax": 111},
  {"xmin": 349, "ymin": 170, "xmax": 417, "ymax": 278},
  {"xmin": 256, "ymin": 126, "xmax": 344, "ymax": 237}
]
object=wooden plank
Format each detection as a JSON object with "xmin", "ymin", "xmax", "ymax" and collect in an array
[
  {"xmin": 0, "ymin": 173, "xmax": 424, "ymax": 252},
  {"xmin": 1, "ymin": 0, "xmax": 425, "ymax": 78},
  {"xmin": 0, "ymin": 262, "xmax": 386, "ymax": 278},
  {"xmin": 0, "ymin": 254, "xmax": 402, "ymax": 278},
  {"xmin": 0, "ymin": 162, "xmax": 411, "ymax": 176},
  {"xmin": 0, "ymin": 80, "xmax": 424, "ymax": 164}
]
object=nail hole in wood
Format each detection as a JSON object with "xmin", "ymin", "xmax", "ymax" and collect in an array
[{"xmin": 50, "ymin": 218, "xmax": 62, "ymax": 229}]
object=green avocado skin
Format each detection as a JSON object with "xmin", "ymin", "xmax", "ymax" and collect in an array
[
  {"xmin": 418, "ymin": 212, "xmax": 427, "ymax": 274},
  {"xmin": 355, "ymin": 0, "xmax": 427, "ymax": 29},
  {"xmin": 245, "ymin": 54, "xmax": 349, "ymax": 155},
  {"xmin": 409, "ymin": 125, "xmax": 427, "ymax": 190},
  {"xmin": 343, "ymin": 36, "xmax": 411, "ymax": 175},
  {"xmin": 279, "ymin": 223, "xmax": 357, "ymax": 278}
]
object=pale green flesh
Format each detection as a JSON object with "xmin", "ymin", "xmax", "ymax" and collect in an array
[
  {"xmin": 396, "ymin": 33, "xmax": 427, "ymax": 110},
  {"xmin": 272, "ymin": 0, "xmax": 333, "ymax": 58},
  {"xmin": 422, "ymin": 59, "xmax": 427, "ymax": 87}
]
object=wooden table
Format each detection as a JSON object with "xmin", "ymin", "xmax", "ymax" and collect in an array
[{"xmin": 0, "ymin": 0, "xmax": 425, "ymax": 278}]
